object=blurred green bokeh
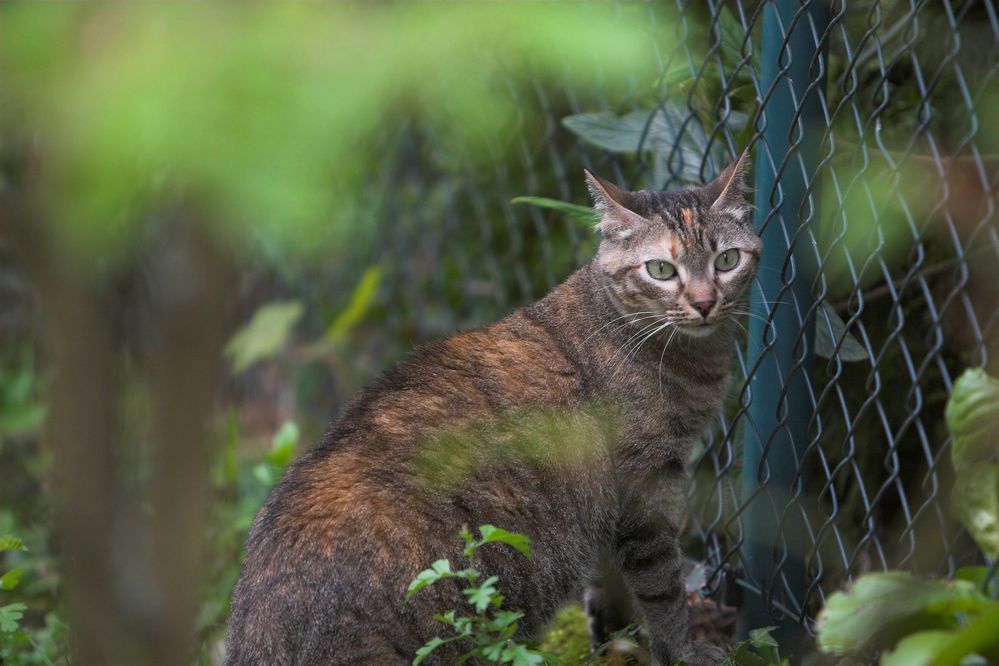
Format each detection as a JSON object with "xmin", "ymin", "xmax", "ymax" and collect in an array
[{"xmin": 1, "ymin": 2, "xmax": 652, "ymax": 269}]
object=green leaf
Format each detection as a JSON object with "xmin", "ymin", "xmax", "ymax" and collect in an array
[
  {"xmin": 955, "ymin": 567, "xmax": 997, "ymax": 598},
  {"xmin": 947, "ymin": 369, "xmax": 999, "ymax": 558},
  {"xmin": 413, "ymin": 636, "xmax": 446, "ymax": 666},
  {"xmin": 511, "ymin": 197, "xmax": 599, "ymax": 227},
  {"xmin": 716, "ymin": 4, "xmax": 754, "ymax": 72},
  {"xmin": 478, "ymin": 525, "xmax": 532, "ymax": 559},
  {"xmin": 0, "ymin": 536, "xmax": 26, "ymax": 552},
  {"xmin": 562, "ymin": 110, "xmax": 659, "ymax": 153},
  {"xmin": 323, "ymin": 266, "xmax": 382, "ymax": 347},
  {"xmin": 0, "ymin": 567, "xmax": 24, "ymax": 591},
  {"xmin": 930, "ymin": 605, "xmax": 999, "ymax": 666},
  {"xmin": 406, "ymin": 559, "xmax": 454, "ymax": 600},
  {"xmin": 815, "ymin": 301, "xmax": 868, "ymax": 362},
  {"xmin": 433, "ymin": 610, "xmax": 457, "ymax": 626},
  {"xmin": 748, "ymin": 626, "xmax": 779, "ymax": 649},
  {"xmin": 491, "ymin": 610, "xmax": 524, "ymax": 629},
  {"xmin": 464, "ymin": 575, "xmax": 499, "ymax": 613},
  {"xmin": 501, "ymin": 643, "xmax": 545, "ymax": 666},
  {"xmin": 0, "ymin": 603, "xmax": 26, "ymax": 633},
  {"xmin": 481, "ymin": 640, "xmax": 505, "ymax": 662},
  {"xmin": 947, "ymin": 369, "xmax": 999, "ymax": 469},
  {"xmin": 816, "ymin": 572, "xmax": 991, "ymax": 656},
  {"xmin": 951, "ymin": 465, "xmax": 999, "ymax": 560},
  {"xmin": 225, "ymin": 300, "xmax": 304, "ymax": 372},
  {"xmin": 267, "ymin": 421, "xmax": 299, "ymax": 469}
]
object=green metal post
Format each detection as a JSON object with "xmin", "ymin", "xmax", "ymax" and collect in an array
[{"xmin": 738, "ymin": 0, "xmax": 829, "ymax": 651}]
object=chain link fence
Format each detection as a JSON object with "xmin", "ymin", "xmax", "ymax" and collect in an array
[{"xmin": 356, "ymin": 0, "xmax": 999, "ymax": 644}]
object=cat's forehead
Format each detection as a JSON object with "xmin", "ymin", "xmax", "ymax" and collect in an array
[{"xmin": 637, "ymin": 189, "xmax": 710, "ymax": 229}]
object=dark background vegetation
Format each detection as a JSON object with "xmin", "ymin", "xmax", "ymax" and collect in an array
[{"xmin": 1, "ymin": 1, "xmax": 997, "ymax": 665}]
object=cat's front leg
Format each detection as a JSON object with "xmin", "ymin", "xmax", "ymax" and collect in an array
[{"xmin": 615, "ymin": 513, "xmax": 724, "ymax": 666}]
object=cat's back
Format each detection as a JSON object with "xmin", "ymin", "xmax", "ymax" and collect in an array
[{"xmin": 226, "ymin": 304, "xmax": 593, "ymax": 664}]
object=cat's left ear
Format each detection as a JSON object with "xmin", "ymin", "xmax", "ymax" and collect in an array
[
  {"xmin": 584, "ymin": 169, "xmax": 646, "ymax": 239},
  {"xmin": 705, "ymin": 148, "xmax": 752, "ymax": 217}
]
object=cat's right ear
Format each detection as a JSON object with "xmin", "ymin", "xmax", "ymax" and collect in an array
[{"xmin": 584, "ymin": 169, "xmax": 646, "ymax": 239}]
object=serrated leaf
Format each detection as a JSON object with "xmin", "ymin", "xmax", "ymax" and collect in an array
[
  {"xmin": 478, "ymin": 525, "xmax": 532, "ymax": 559},
  {"xmin": 481, "ymin": 640, "xmax": 505, "ymax": 661},
  {"xmin": 748, "ymin": 626, "xmax": 779, "ymax": 649},
  {"xmin": 501, "ymin": 643, "xmax": 546, "ymax": 666},
  {"xmin": 413, "ymin": 636, "xmax": 446, "ymax": 665},
  {"xmin": 464, "ymin": 575, "xmax": 499, "ymax": 613},
  {"xmin": 0, "ymin": 603, "xmax": 26, "ymax": 633},
  {"xmin": 225, "ymin": 300, "xmax": 304, "ymax": 373},
  {"xmin": 511, "ymin": 197, "xmax": 599, "ymax": 227},
  {"xmin": 491, "ymin": 610, "xmax": 524, "ymax": 629},
  {"xmin": 815, "ymin": 301, "xmax": 868, "ymax": 362},
  {"xmin": 0, "ymin": 536, "xmax": 26, "ymax": 552},
  {"xmin": 406, "ymin": 559, "xmax": 454, "ymax": 600}
]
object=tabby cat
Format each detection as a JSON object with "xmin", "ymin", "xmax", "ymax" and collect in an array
[{"xmin": 226, "ymin": 151, "xmax": 760, "ymax": 666}]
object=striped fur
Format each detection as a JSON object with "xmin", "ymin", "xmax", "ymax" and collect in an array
[{"xmin": 226, "ymin": 159, "xmax": 759, "ymax": 666}]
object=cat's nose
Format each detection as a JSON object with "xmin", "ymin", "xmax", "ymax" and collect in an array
[{"xmin": 691, "ymin": 298, "xmax": 716, "ymax": 318}]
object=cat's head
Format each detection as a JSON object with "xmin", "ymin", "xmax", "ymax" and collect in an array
[{"xmin": 586, "ymin": 151, "xmax": 761, "ymax": 337}]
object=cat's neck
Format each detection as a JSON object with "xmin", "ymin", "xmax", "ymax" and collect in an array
[{"xmin": 531, "ymin": 260, "xmax": 736, "ymax": 381}]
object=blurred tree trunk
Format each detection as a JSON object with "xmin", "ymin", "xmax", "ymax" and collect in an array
[{"xmin": 7, "ymin": 186, "xmax": 231, "ymax": 665}]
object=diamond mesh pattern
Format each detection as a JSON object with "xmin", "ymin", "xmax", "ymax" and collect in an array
[{"xmin": 374, "ymin": 0, "xmax": 998, "ymax": 636}]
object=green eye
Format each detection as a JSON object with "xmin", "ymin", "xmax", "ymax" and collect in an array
[
  {"xmin": 714, "ymin": 249, "xmax": 740, "ymax": 272},
  {"xmin": 645, "ymin": 260, "xmax": 677, "ymax": 280}
]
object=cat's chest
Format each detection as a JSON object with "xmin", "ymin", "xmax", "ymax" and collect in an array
[{"xmin": 609, "ymin": 356, "xmax": 730, "ymax": 445}]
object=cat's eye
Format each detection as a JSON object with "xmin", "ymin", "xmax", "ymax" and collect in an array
[
  {"xmin": 714, "ymin": 249, "xmax": 740, "ymax": 272},
  {"xmin": 645, "ymin": 260, "xmax": 677, "ymax": 280}
]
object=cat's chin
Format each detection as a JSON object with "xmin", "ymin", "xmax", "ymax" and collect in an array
[{"xmin": 677, "ymin": 321, "xmax": 721, "ymax": 338}]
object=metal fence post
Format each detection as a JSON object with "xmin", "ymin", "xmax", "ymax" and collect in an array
[{"xmin": 738, "ymin": 0, "xmax": 829, "ymax": 650}]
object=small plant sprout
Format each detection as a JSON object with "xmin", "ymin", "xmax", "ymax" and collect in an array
[{"xmin": 405, "ymin": 525, "xmax": 554, "ymax": 666}]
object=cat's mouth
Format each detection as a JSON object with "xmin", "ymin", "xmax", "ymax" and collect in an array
[{"xmin": 677, "ymin": 320, "xmax": 720, "ymax": 337}]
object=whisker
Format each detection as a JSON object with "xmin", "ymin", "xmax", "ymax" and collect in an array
[
  {"xmin": 657, "ymin": 326, "xmax": 681, "ymax": 397},
  {"xmin": 581, "ymin": 311, "xmax": 660, "ymax": 345},
  {"xmin": 610, "ymin": 319, "xmax": 674, "ymax": 382}
]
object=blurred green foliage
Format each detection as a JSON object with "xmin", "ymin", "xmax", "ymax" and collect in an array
[
  {"xmin": 947, "ymin": 369, "xmax": 999, "ymax": 559},
  {"xmin": 0, "ymin": 2, "xmax": 651, "ymax": 269},
  {"xmin": 815, "ymin": 369, "xmax": 999, "ymax": 666}
]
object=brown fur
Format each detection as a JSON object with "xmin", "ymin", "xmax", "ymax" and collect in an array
[{"xmin": 226, "ymin": 157, "xmax": 758, "ymax": 665}]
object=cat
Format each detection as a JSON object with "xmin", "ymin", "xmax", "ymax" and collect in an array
[{"xmin": 225, "ymin": 151, "xmax": 760, "ymax": 666}]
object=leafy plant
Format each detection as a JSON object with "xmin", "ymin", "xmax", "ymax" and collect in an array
[
  {"xmin": 225, "ymin": 300, "xmax": 305, "ymax": 373},
  {"xmin": 0, "ymin": 535, "xmax": 27, "ymax": 636},
  {"xmin": 815, "ymin": 368, "xmax": 999, "ymax": 665},
  {"xmin": 947, "ymin": 368, "xmax": 999, "ymax": 559},
  {"xmin": 719, "ymin": 626, "xmax": 787, "ymax": 666},
  {"xmin": 196, "ymin": 419, "xmax": 301, "ymax": 659},
  {"xmin": 406, "ymin": 525, "xmax": 554, "ymax": 666}
]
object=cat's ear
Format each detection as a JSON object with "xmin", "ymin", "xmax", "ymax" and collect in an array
[
  {"xmin": 584, "ymin": 169, "xmax": 646, "ymax": 239},
  {"xmin": 705, "ymin": 148, "xmax": 752, "ymax": 218}
]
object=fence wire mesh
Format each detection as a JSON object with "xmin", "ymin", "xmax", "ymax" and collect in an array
[{"xmin": 366, "ymin": 0, "xmax": 999, "ymax": 639}]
